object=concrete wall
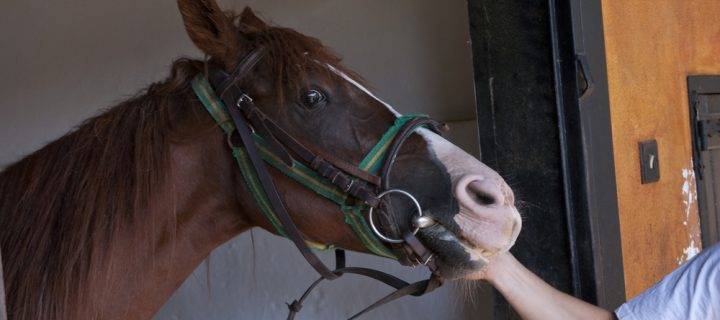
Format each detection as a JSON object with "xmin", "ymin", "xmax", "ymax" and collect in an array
[
  {"xmin": 0, "ymin": 0, "xmax": 489, "ymax": 319},
  {"xmin": 601, "ymin": 0, "xmax": 720, "ymax": 298}
]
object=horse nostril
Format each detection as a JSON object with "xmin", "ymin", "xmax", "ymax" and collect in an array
[
  {"xmin": 455, "ymin": 175, "xmax": 508, "ymax": 211},
  {"xmin": 466, "ymin": 179, "xmax": 504, "ymax": 207},
  {"xmin": 474, "ymin": 192, "xmax": 496, "ymax": 205}
]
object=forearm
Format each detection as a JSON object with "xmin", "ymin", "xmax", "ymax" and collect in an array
[{"xmin": 485, "ymin": 252, "xmax": 614, "ymax": 320}]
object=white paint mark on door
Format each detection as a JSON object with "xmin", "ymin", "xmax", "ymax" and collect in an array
[{"xmin": 677, "ymin": 161, "xmax": 700, "ymax": 265}]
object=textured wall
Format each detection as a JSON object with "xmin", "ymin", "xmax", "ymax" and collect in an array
[
  {"xmin": 601, "ymin": 0, "xmax": 720, "ymax": 298},
  {"xmin": 0, "ymin": 0, "xmax": 488, "ymax": 319},
  {"xmin": 0, "ymin": 0, "xmax": 479, "ymax": 166}
]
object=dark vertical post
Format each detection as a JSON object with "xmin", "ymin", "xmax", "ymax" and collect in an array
[
  {"xmin": 1, "ymin": 252, "xmax": 6, "ymax": 320},
  {"xmin": 467, "ymin": 1, "xmax": 575, "ymax": 318},
  {"xmin": 466, "ymin": 0, "xmax": 625, "ymax": 317}
]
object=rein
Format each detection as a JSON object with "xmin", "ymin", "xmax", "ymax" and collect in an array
[{"xmin": 192, "ymin": 47, "xmax": 445, "ymax": 319}]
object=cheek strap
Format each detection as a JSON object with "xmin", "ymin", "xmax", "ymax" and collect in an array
[
  {"xmin": 193, "ymin": 74, "xmax": 428, "ymax": 257},
  {"xmin": 192, "ymin": 60, "xmax": 445, "ymax": 319}
]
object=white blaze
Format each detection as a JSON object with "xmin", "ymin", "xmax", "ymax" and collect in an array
[
  {"xmin": 331, "ymin": 63, "xmax": 521, "ymax": 259},
  {"xmin": 328, "ymin": 63, "xmax": 490, "ymax": 185},
  {"xmin": 326, "ymin": 64, "xmax": 401, "ymax": 116}
]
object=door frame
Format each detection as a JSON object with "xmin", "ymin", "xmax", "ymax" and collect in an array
[{"xmin": 559, "ymin": 0, "xmax": 626, "ymax": 307}]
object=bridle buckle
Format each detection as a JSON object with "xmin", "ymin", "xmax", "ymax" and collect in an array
[{"xmin": 236, "ymin": 93, "xmax": 253, "ymax": 105}]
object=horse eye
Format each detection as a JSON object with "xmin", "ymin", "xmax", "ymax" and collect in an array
[{"xmin": 301, "ymin": 89, "xmax": 326, "ymax": 109}]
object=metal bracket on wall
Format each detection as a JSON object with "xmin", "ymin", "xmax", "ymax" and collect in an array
[
  {"xmin": 639, "ymin": 140, "xmax": 660, "ymax": 184},
  {"xmin": 576, "ymin": 53, "xmax": 594, "ymax": 100}
]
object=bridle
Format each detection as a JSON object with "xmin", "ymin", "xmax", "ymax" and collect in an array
[
  {"xmin": 196, "ymin": 46, "xmax": 445, "ymax": 319},
  {"xmin": 192, "ymin": 46, "xmax": 447, "ymax": 319}
]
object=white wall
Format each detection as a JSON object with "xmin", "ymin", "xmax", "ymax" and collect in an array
[{"xmin": 0, "ymin": 1, "xmax": 491, "ymax": 319}]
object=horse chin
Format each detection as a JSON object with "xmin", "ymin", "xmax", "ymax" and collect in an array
[{"xmin": 416, "ymin": 223, "xmax": 501, "ymax": 280}]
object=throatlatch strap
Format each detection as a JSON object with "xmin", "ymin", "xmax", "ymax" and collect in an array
[
  {"xmin": 192, "ymin": 75, "xmax": 396, "ymax": 257},
  {"xmin": 194, "ymin": 72, "xmax": 444, "ymax": 320}
]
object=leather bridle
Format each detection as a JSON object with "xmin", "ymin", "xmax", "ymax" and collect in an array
[{"xmin": 194, "ymin": 46, "xmax": 447, "ymax": 319}]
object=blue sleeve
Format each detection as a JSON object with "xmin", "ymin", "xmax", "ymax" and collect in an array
[{"xmin": 615, "ymin": 243, "xmax": 720, "ymax": 320}]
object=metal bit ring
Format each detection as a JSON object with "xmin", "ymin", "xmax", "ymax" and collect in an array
[{"xmin": 368, "ymin": 189, "xmax": 423, "ymax": 244}]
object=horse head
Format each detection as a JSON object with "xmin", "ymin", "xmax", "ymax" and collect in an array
[{"xmin": 177, "ymin": 0, "xmax": 521, "ymax": 279}]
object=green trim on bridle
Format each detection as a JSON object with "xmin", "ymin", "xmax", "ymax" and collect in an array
[
  {"xmin": 192, "ymin": 74, "xmax": 424, "ymax": 259},
  {"xmin": 358, "ymin": 116, "xmax": 419, "ymax": 174}
]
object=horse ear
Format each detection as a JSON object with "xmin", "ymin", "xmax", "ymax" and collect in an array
[
  {"xmin": 239, "ymin": 7, "xmax": 268, "ymax": 31},
  {"xmin": 177, "ymin": 0, "xmax": 240, "ymax": 69}
]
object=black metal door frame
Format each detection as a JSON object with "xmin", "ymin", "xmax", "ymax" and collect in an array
[
  {"xmin": 467, "ymin": 0, "xmax": 625, "ymax": 317},
  {"xmin": 688, "ymin": 75, "xmax": 720, "ymax": 247}
]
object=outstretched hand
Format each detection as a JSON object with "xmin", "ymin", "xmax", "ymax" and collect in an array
[{"xmin": 466, "ymin": 251, "xmax": 615, "ymax": 320}]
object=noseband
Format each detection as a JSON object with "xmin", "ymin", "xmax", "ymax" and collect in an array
[{"xmin": 192, "ymin": 47, "xmax": 446, "ymax": 319}]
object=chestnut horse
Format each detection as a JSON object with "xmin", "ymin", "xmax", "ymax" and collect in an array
[{"xmin": 0, "ymin": 1, "xmax": 521, "ymax": 319}]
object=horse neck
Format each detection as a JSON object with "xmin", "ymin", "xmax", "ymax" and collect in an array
[{"xmin": 90, "ymin": 131, "xmax": 253, "ymax": 319}]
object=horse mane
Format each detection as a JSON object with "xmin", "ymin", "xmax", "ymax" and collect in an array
[
  {"xmin": 0, "ymin": 58, "xmax": 205, "ymax": 319},
  {"xmin": 0, "ymin": 13, "xmax": 358, "ymax": 319}
]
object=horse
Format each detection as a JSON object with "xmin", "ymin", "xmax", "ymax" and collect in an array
[{"xmin": 0, "ymin": 1, "xmax": 522, "ymax": 319}]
